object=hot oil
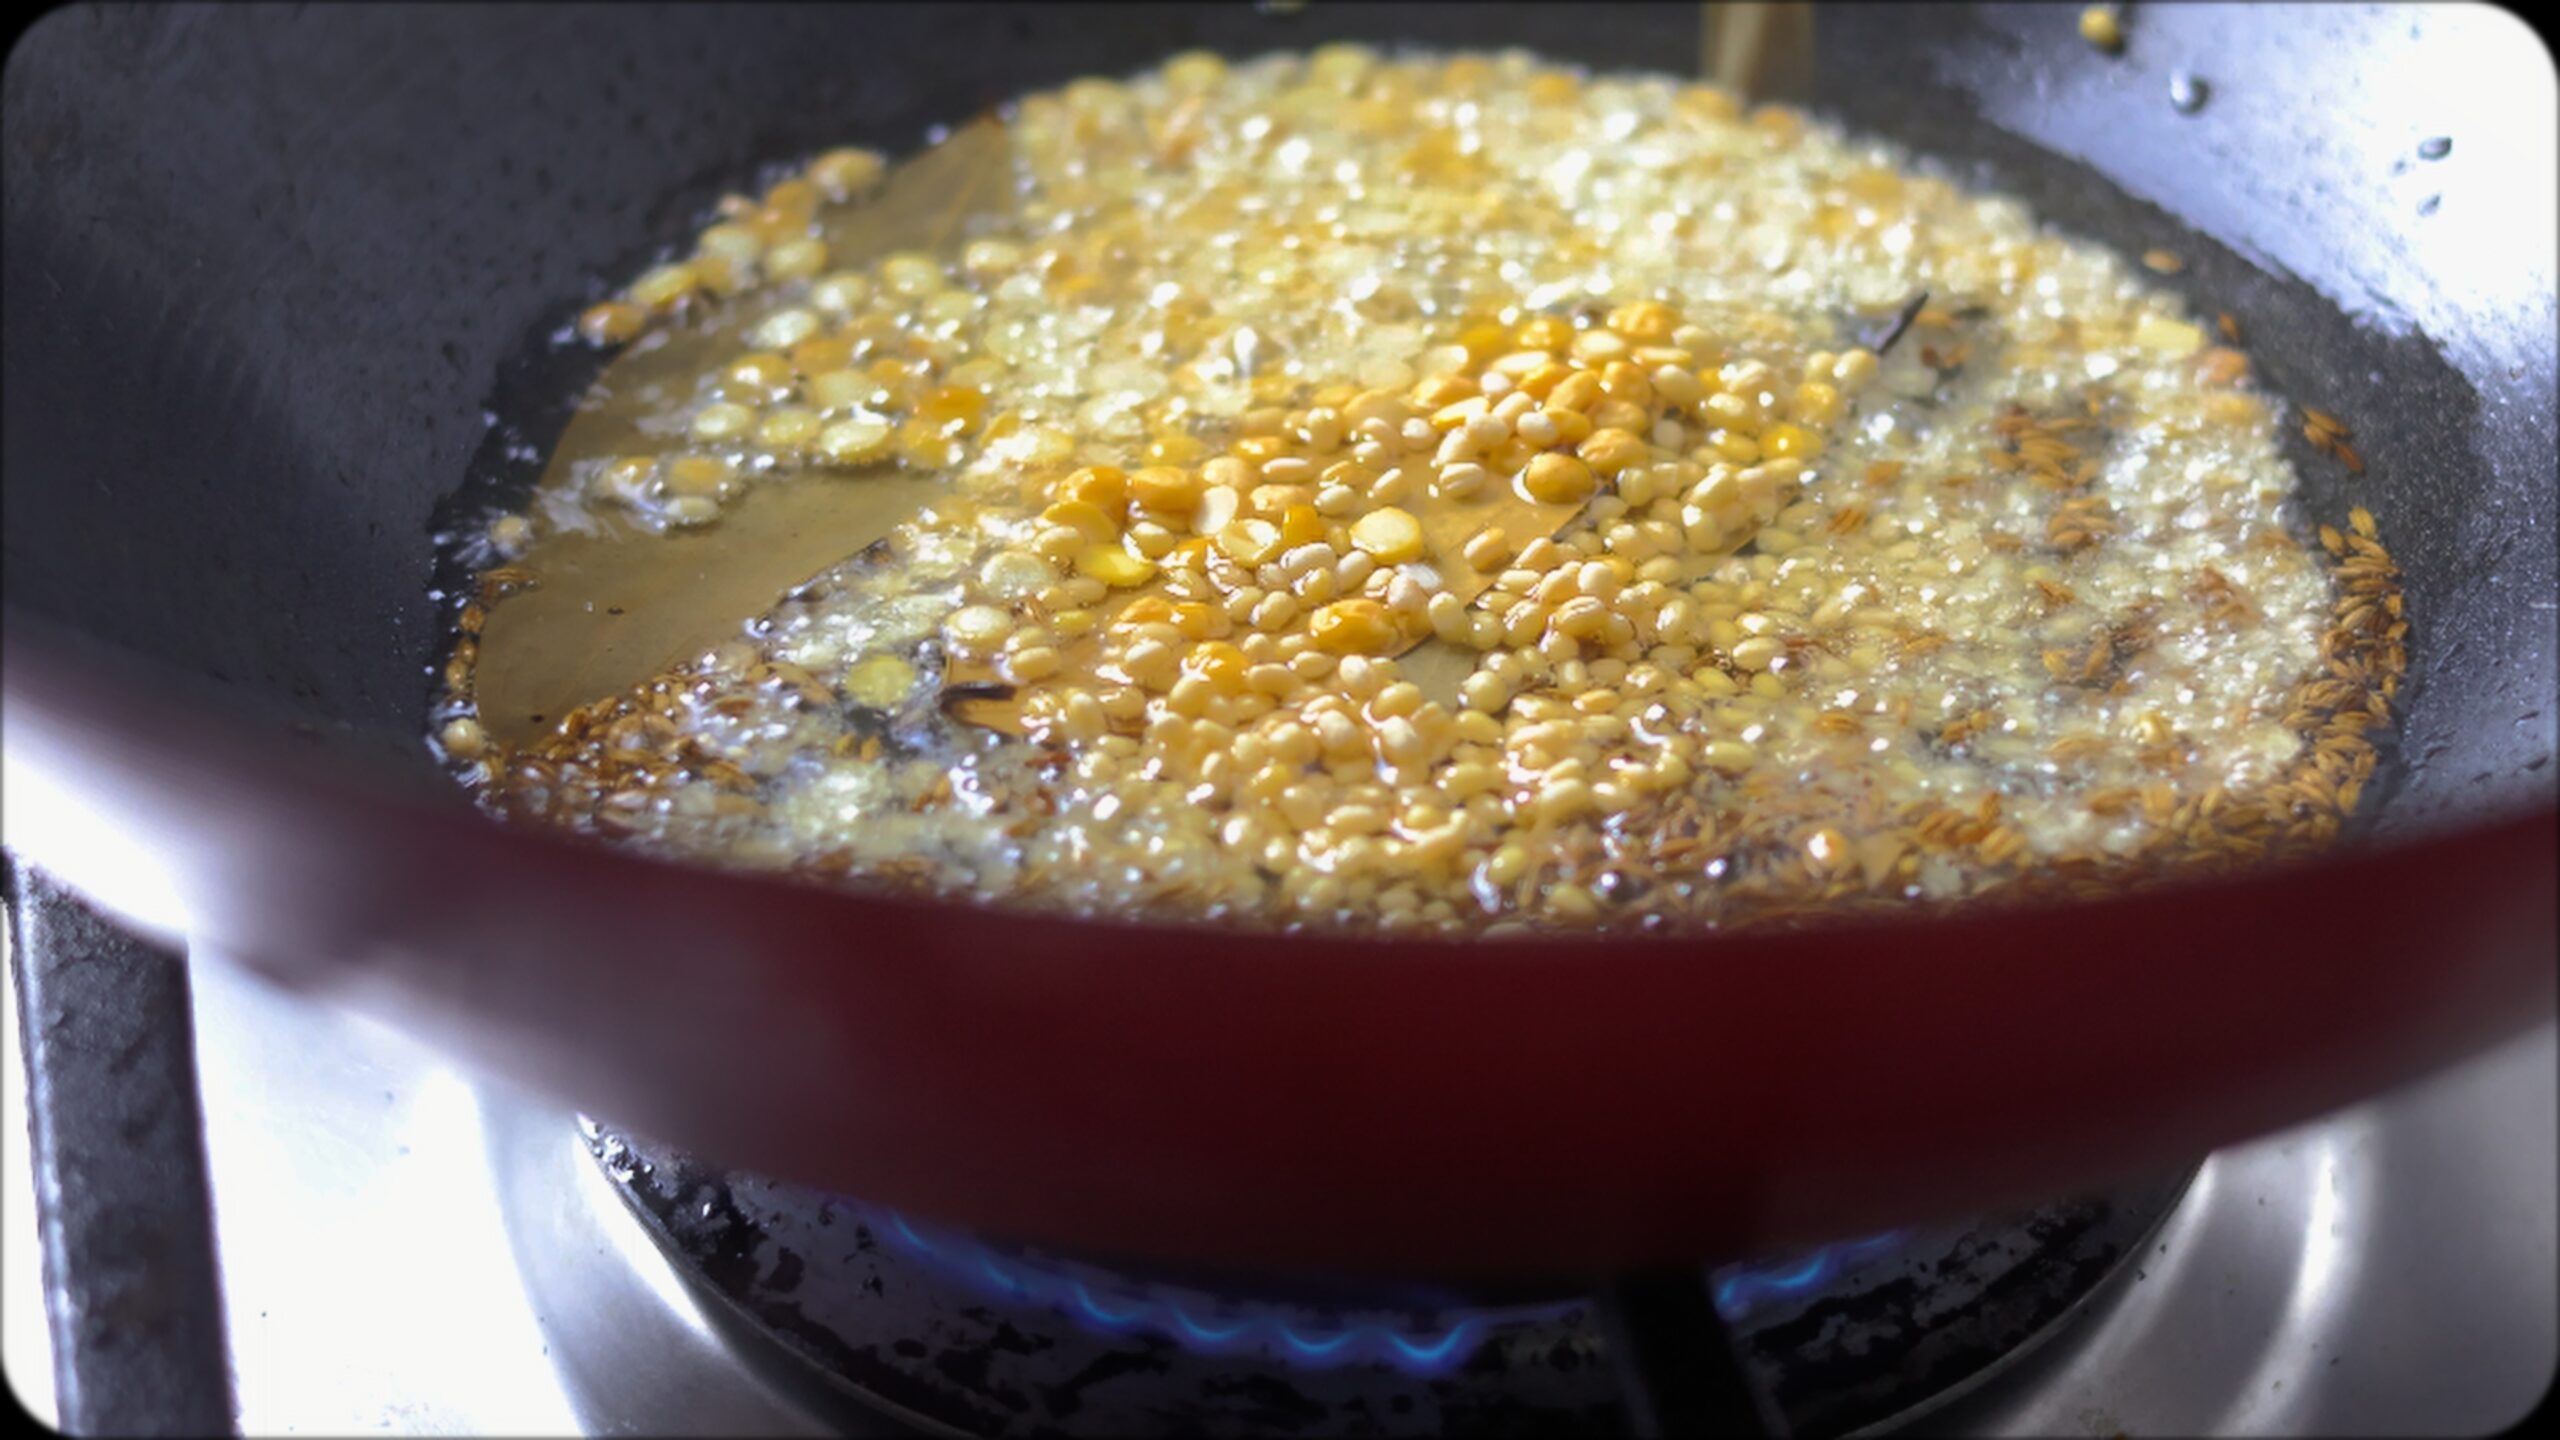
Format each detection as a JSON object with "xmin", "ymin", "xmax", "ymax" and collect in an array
[
  {"xmin": 471, "ymin": 120, "xmax": 1017, "ymax": 747},
  {"xmin": 438, "ymin": 49, "xmax": 2406, "ymax": 937},
  {"xmin": 473, "ymin": 473, "xmax": 948, "ymax": 746}
]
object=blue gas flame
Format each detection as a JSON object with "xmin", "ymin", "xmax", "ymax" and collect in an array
[
  {"xmin": 874, "ymin": 1208, "xmax": 1909, "ymax": 1374},
  {"xmin": 874, "ymin": 1210, "xmax": 1572, "ymax": 1375},
  {"xmin": 1712, "ymin": 1230, "xmax": 1911, "ymax": 1316}
]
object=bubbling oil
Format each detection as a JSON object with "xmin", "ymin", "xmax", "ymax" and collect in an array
[{"xmin": 438, "ymin": 47, "xmax": 2402, "ymax": 937}]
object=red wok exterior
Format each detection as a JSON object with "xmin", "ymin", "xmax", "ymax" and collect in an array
[{"xmin": 7, "ymin": 630, "xmax": 2552, "ymax": 1280}]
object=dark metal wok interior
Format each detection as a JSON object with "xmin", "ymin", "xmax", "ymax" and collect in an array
[{"xmin": 6, "ymin": 3, "xmax": 2551, "ymax": 845}]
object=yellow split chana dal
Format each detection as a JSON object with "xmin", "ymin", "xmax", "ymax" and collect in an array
[{"xmin": 446, "ymin": 48, "xmax": 2401, "ymax": 936}]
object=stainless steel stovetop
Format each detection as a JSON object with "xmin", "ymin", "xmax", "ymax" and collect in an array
[{"xmin": 8, "ymin": 941, "xmax": 2554, "ymax": 1435}]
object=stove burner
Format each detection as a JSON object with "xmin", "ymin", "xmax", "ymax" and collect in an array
[
  {"xmin": 583, "ymin": 1121, "xmax": 2191, "ymax": 1437},
  {"xmin": 873, "ymin": 1208, "xmax": 1580, "ymax": 1376}
]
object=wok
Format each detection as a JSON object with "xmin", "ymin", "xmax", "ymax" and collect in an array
[{"xmin": 4, "ymin": 2, "xmax": 2554, "ymax": 1284}]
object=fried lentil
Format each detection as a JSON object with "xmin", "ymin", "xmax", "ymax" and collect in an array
[{"xmin": 440, "ymin": 49, "xmax": 2403, "ymax": 936}]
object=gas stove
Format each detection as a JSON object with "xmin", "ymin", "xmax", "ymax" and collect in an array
[
  {"xmin": 7, "ymin": 873, "xmax": 2555, "ymax": 1435},
  {"xmin": 575, "ymin": 1118, "xmax": 2191, "ymax": 1435}
]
